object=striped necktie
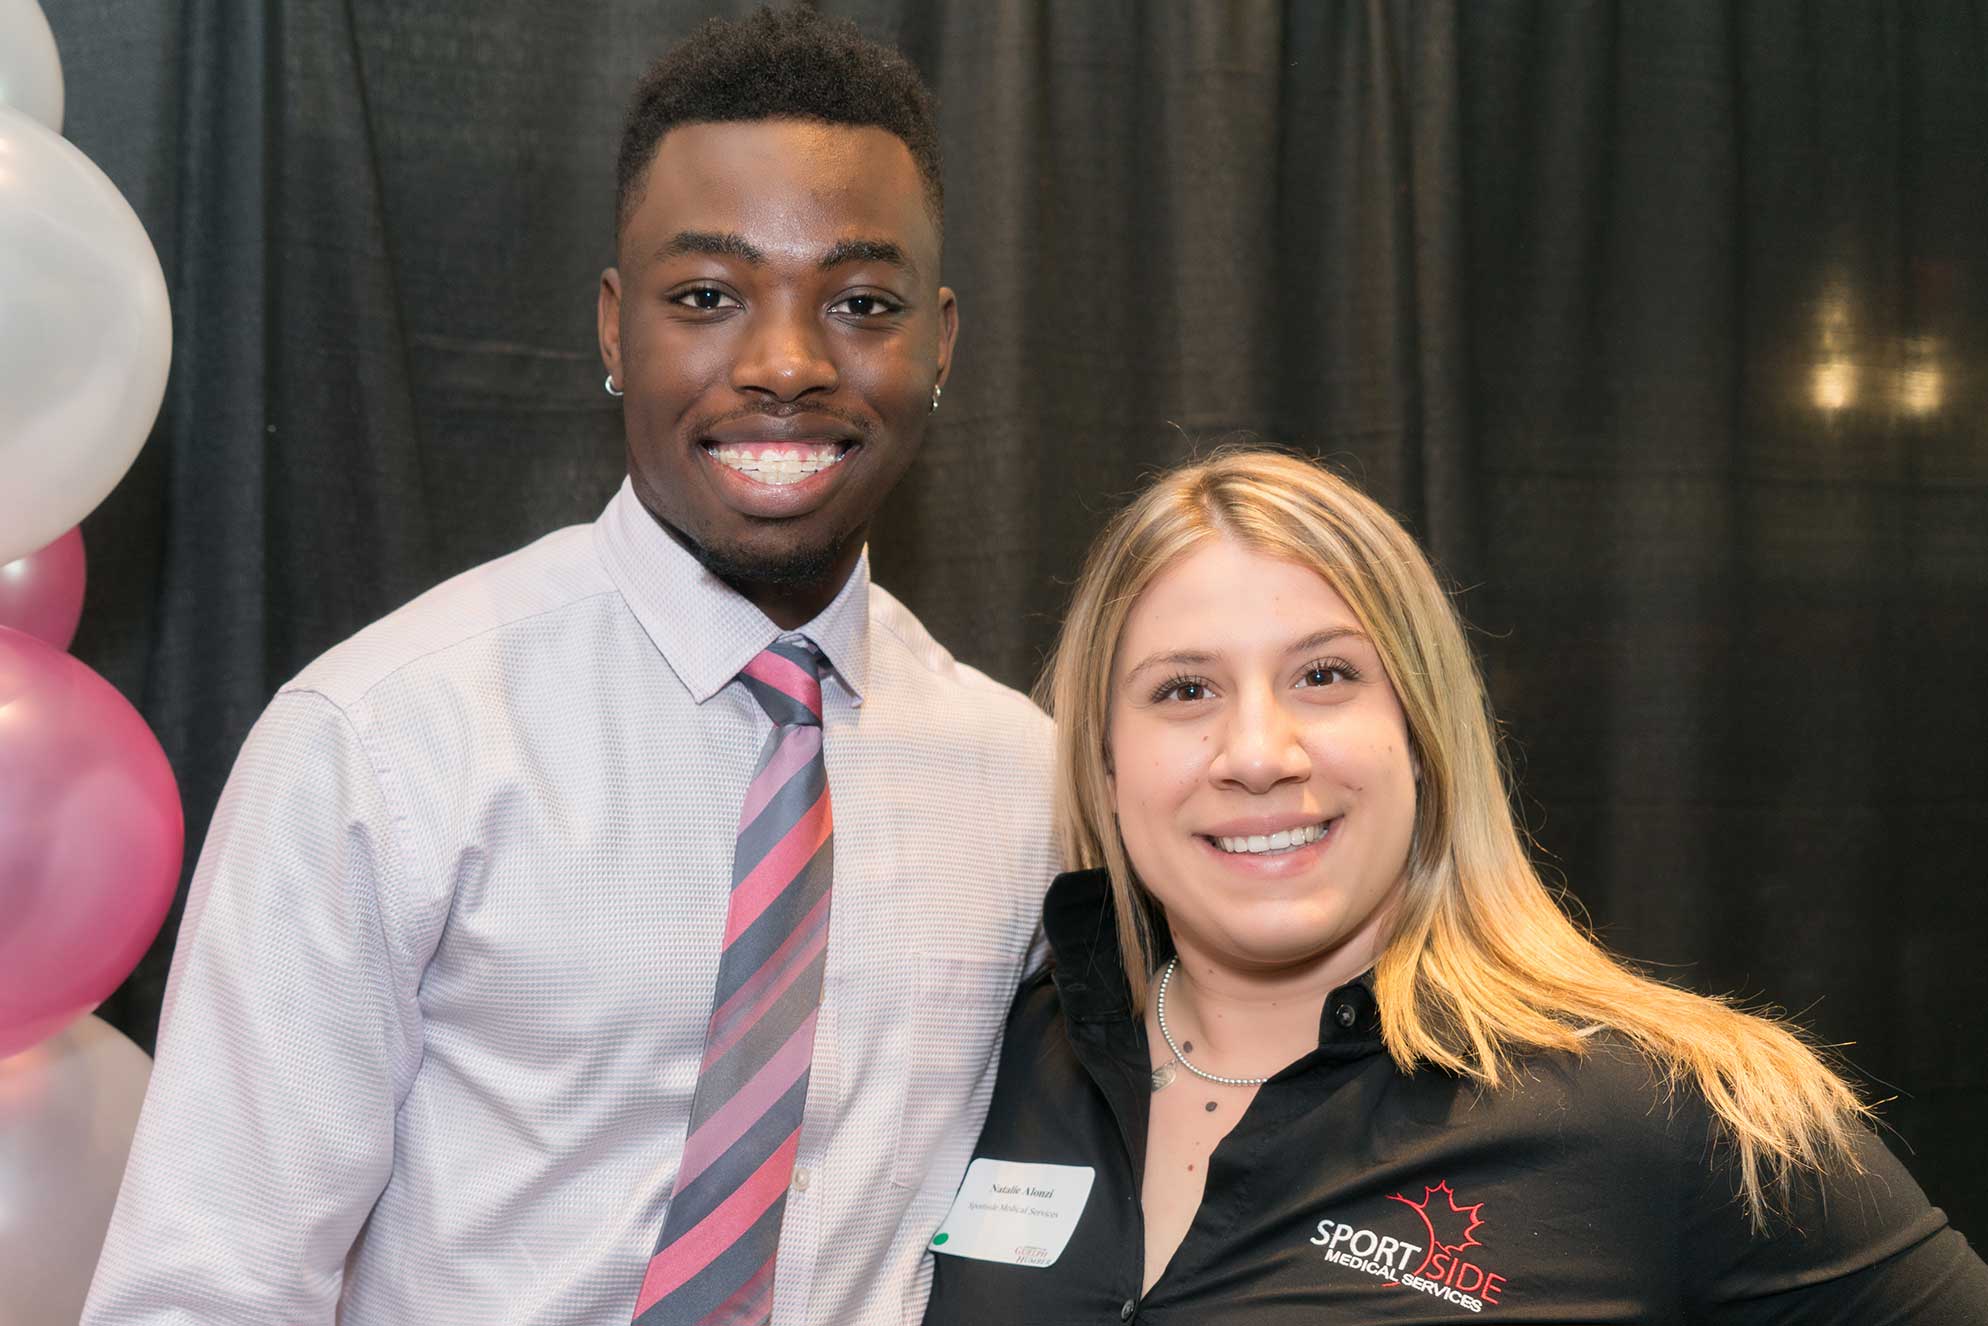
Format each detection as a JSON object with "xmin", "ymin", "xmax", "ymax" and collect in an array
[{"xmin": 633, "ymin": 637, "xmax": 834, "ymax": 1325}]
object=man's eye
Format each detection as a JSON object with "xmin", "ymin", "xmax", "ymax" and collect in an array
[
  {"xmin": 831, "ymin": 293, "xmax": 899, "ymax": 317},
  {"xmin": 671, "ymin": 287, "xmax": 737, "ymax": 311}
]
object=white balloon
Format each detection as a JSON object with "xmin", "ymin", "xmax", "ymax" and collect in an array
[
  {"xmin": 0, "ymin": 1016, "xmax": 152, "ymax": 1326},
  {"xmin": 0, "ymin": 0, "xmax": 62, "ymax": 133},
  {"xmin": 0, "ymin": 106, "xmax": 170, "ymax": 565}
]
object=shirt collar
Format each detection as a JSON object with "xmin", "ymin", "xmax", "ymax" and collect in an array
[
  {"xmin": 592, "ymin": 478, "xmax": 873, "ymax": 707},
  {"xmin": 1041, "ymin": 867, "xmax": 1384, "ymax": 1053}
]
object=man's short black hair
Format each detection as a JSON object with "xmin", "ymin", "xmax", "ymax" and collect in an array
[{"xmin": 615, "ymin": 7, "xmax": 943, "ymax": 242}]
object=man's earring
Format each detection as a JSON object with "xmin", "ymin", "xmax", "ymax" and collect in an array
[
  {"xmin": 930, "ymin": 383, "xmax": 942, "ymax": 413},
  {"xmin": 604, "ymin": 374, "xmax": 623, "ymax": 398}
]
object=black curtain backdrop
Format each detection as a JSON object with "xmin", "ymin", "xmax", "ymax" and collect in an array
[{"xmin": 44, "ymin": 0, "xmax": 1988, "ymax": 1236}]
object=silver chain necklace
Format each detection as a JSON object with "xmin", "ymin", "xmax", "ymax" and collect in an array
[{"xmin": 1154, "ymin": 956, "xmax": 1271, "ymax": 1088}]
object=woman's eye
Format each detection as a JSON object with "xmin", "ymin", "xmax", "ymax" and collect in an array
[
  {"xmin": 831, "ymin": 293, "xmax": 899, "ymax": 317},
  {"xmin": 1298, "ymin": 661, "xmax": 1356, "ymax": 688},
  {"xmin": 671, "ymin": 287, "xmax": 737, "ymax": 311},
  {"xmin": 1151, "ymin": 676, "xmax": 1211, "ymax": 704}
]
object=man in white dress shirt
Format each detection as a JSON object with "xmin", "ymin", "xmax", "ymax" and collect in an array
[{"xmin": 85, "ymin": 11, "xmax": 1056, "ymax": 1325}]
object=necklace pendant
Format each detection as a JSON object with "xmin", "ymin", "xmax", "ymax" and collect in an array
[{"xmin": 1150, "ymin": 1062, "xmax": 1178, "ymax": 1092}]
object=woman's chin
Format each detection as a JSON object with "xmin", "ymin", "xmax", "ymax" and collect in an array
[{"xmin": 1178, "ymin": 918, "xmax": 1370, "ymax": 979}]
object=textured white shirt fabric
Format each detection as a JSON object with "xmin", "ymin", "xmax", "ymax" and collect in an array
[{"xmin": 84, "ymin": 481, "xmax": 1059, "ymax": 1326}]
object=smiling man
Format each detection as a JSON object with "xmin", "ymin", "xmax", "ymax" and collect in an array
[
  {"xmin": 85, "ymin": 12, "xmax": 1055, "ymax": 1326},
  {"xmin": 602, "ymin": 113, "xmax": 955, "ymax": 625}
]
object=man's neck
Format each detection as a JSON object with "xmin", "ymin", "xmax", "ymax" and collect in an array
[
  {"xmin": 738, "ymin": 579, "xmax": 841, "ymax": 631},
  {"xmin": 635, "ymin": 501, "xmax": 864, "ymax": 630},
  {"xmin": 724, "ymin": 544, "xmax": 863, "ymax": 630}
]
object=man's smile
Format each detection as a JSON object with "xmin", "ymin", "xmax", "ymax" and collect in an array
[
  {"xmin": 704, "ymin": 440, "xmax": 853, "ymax": 486},
  {"xmin": 697, "ymin": 437, "xmax": 863, "ymax": 517}
]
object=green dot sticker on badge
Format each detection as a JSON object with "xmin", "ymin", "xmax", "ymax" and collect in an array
[{"xmin": 927, "ymin": 1158, "xmax": 1096, "ymax": 1268}]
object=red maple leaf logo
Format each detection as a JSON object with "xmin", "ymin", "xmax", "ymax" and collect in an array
[{"xmin": 1388, "ymin": 1181, "xmax": 1485, "ymax": 1273}]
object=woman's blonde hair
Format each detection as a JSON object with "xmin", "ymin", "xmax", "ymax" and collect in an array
[{"xmin": 1039, "ymin": 447, "xmax": 1868, "ymax": 1224}]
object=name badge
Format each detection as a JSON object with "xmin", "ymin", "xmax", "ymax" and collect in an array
[{"xmin": 929, "ymin": 1157, "xmax": 1096, "ymax": 1268}]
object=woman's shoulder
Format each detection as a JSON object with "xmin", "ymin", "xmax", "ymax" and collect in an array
[
  {"xmin": 1489, "ymin": 1029, "xmax": 1715, "ymax": 1157},
  {"xmin": 1500, "ymin": 1031, "xmax": 1984, "ymax": 1318},
  {"xmin": 1502, "ymin": 1029, "xmax": 1875, "ymax": 1187}
]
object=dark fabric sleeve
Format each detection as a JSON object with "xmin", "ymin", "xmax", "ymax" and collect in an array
[{"xmin": 1686, "ymin": 1117, "xmax": 1988, "ymax": 1324}]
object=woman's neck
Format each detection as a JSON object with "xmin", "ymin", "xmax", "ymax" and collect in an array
[{"xmin": 1152, "ymin": 933, "xmax": 1373, "ymax": 1078}]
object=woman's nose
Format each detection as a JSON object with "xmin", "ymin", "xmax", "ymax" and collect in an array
[{"xmin": 1209, "ymin": 691, "xmax": 1310, "ymax": 793}]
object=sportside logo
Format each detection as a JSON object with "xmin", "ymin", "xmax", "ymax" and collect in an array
[{"xmin": 1310, "ymin": 1180, "xmax": 1510, "ymax": 1313}]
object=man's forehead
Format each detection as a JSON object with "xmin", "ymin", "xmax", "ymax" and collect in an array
[
  {"xmin": 650, "ymin": 230, "xmax": 922, "ymax": 282},
  {"xmin": 652, "ymin": 120, "xmax": 930, "ymax": 216},
  {"xmin": 635, "ymin": 119, "xmax": 931, "ymax": 237},
  {"xmin": 657, "ymin": 117, "xmax": 913, "ymax": 166}
]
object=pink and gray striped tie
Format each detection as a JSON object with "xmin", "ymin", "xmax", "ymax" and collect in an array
[{"xmin": 633, "ymin": 637, "xmax": 834, "ymax": 1325}]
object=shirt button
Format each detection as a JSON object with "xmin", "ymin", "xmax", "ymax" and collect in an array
[
  {"xmin": 1334, "ymin": 1001, "xmax": 1357, "ymax": 1028},
  {"xmin": 791, "ymin": 1167, "xmax": 811, "ymax": 1192},
  {"xmin": 1120, "ymin": 1300, "xmax": 1136, "ymax": 1321}
]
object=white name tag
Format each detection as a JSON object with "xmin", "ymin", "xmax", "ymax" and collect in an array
[{"xmin": 928, "ymin": 1158, "xmax": 1096, "ymax": 1268}]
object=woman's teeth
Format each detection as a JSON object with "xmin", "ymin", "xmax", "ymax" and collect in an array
[
  {"xmin": 710, "ymin": 445, "xmax": 845, "ymax": 486},
  {"xmin": 1211, "ymin": 821, "xmax": 1330, "ymax": 855}
]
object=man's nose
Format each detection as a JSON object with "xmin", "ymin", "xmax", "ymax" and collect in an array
[{"xmin": 731, "ymin": 300, "xmax": 838, "ymax": 401}]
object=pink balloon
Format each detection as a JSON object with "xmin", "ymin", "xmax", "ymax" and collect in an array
[
  {"xmin": 0, "ymin": 527, "xmax": 87, "ymax": 650},
  {"xmin": 0, "ymin": 627, "xmax": 182, "ymax": 1058}
]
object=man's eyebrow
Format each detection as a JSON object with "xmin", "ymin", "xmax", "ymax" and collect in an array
[
  {"xmin": 654, "ymin": 230, "xmax": 764, "ymax": 265},
  {"xmin": 819, "ymin": 237, "xmax": 915, "ymax": 276}
]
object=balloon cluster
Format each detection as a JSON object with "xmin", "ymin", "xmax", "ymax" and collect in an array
[{"xmin": 2, "ymin": 4, "xmax": 180, "ymax": 1320}]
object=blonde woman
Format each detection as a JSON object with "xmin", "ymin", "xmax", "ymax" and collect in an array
[{"xmin": 922, "ymin": 450, "xmax": 1985, "ymax": 1322}]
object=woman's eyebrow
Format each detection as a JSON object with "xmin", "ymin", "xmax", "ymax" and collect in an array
[
  {"xmin": 1120, "ymin": 629, "xmax": 1372, "ymax": 685},
  {"xmin": 1121, "ymin": 648, "xmax": 1219, "ymax": 684},
  {"xmin": 1287, "ymin": 627, "xmax": 1370, "ymax": 655}
]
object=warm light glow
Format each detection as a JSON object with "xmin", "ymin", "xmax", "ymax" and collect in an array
[
  {"xmin": 1818, "ymin": 290, "xmax": 1852, "ymax": 351},
  {"xmin": 1898, "ymin": 337, "xmax": 1944, "ymax": 417},
  {"xmin": 1899, "ymin": 364, "xmax": 1943, "ymax": 416},
  {"xmin": 1812, "ymin": 360, "xmax": 1856, "ymax": 412}
]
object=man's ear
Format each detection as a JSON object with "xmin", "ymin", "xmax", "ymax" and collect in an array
[
  {"xmin": 598, "ymin": 267, "xmax": 623, "ymax": 385},
  {"xmin": 934, "ymin": 285, "xmax": 959, "ymax": 391}
]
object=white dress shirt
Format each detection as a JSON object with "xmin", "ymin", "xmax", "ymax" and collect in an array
[{"xmin": 84, "ymin": 481, "xmax": 1059, "ymax": 1325}]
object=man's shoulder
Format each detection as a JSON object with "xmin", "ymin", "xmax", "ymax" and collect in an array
[
  {"xmin": 865, "ymin": 582, "xmax": 1051, "ymax": 740},
  {"xmin": 286, "ymin": 521, "xmax": 619, "ymax": 710}
]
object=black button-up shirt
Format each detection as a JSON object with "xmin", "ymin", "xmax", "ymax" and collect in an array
[{"xmin": 923, "ymin": 869, "xmax": 1988, "ymax": 1323}]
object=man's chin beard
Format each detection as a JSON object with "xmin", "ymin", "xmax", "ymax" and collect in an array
[
  {"xmin": 691, "ymin": 534, "xmax": 846, "ymax": 593},
  {"xmin": 630, "ymin": 493, "xmax": 855, "ymax": 600}
]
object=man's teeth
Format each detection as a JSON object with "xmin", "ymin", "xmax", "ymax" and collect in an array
[
  {"xmin": 1211, "ymin": 822, "xmax": 1329, "ymax": 855},
  {"xmin": 711, "ymin": 446, "xmax": 845, "ymax": 486}
]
